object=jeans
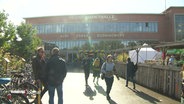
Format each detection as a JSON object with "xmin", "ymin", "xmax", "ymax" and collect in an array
[
  {"xmin": 84, "ymin": 67, "xmax": 90, "ymax": 85},
  {"xmin": 105, "ymin": 77, "xmax": 114, "ymax": 97},
  {"xmin": 48, "ymin": 84, "xmax": 63, "ymax": 104}
]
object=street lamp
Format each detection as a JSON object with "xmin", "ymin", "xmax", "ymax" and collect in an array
[{"xmin": 143, "ymin": 43, "xmax": 148, "ymax": 62}]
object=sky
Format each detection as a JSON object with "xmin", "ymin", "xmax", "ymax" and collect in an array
[{"xmin": 0, "ymin": 0, "xmax": 184, "ymax": 25}]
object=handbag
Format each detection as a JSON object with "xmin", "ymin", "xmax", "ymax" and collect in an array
[{"xmin": 101, "ymin": 73, "xmax": 105, "ymax": 80}]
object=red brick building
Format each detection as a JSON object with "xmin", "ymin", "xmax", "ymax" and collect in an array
[{"xmin": 25, "ymin": 7, "xmax": 184, "ymax": 49}]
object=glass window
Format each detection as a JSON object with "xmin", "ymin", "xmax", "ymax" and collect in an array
[
  {"xmin": 34, "ymin": 22, "xmax": 158, "ymax": 34},
  {"xmin": 175, "ymin": 15, "xmax": 184, "ymax": 41}
]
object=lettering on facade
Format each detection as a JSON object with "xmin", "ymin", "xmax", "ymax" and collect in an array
[
  {"xmin": 70, "ymin": 15, "xmax": 115, "ymax": 20},
  {"xmin": 84, "ymin": 15, "xmax": 115, "ymax": 19},
  {"xmin": 59, "ymin": 33, "xmax": 125, "ymax": 39},
  {"xmin": 75, "ymin": 34, "xmax": 125, "ymax": 38},
  {"xmin": 96, "ymin": 34, "xmax": 125, "ymax": 38},
  {"xmin": 60, "ymin": 35, "xmax": 69, "ymax": 38},
  {"xmin": 76, "ymin": 34, "xmax": 89, "ymax": 38}
]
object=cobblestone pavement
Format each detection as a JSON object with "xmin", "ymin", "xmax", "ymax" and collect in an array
[{"xmin": 41, "ymin": 72, "xmax": 180, "ymax": 104}]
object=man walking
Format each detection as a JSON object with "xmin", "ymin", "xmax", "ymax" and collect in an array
[
  {"xmin": 126, "ymin": 58, "xmax": 137, "ymax": 89},
  {"xmin": 82, "ymin": 54, "xmax": 92, "ymax": 87},
  {"xmin": 46, "ymin": 47, "xmax": 67, "ymax": 104}
]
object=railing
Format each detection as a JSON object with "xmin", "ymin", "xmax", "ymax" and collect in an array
[{"xmin": 115, "ymin": 62, "xmax": 182, "ymax": 100}]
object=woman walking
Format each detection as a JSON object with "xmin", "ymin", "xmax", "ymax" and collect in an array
[
  {"xmin": 92, "ymin": 57, "xmax": 101, "ymax": 84},
  {"xmin": 101, "ymin": 54, "xmax": 119, "ymax": 100}
]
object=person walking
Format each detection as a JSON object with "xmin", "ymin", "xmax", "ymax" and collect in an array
[
  {"xmin": 169, "ymin": 55, "xmax": 175, "ymax": 65},
  {"xmin": 126, "ymin": 57, "xmax": 137, "ymax": 89},
  {"xmin": 82, "ymin": 54, "xmax": 92, "ymax": 87},
  {"xmin": 101, "ymin": 54, "xmax": 119, "ymax": 100},
  {"xmin": 46, "ymin": 47, "xmax": 67, "ymax": 104},
  {"xmin": 92, "ymin": 57, "xmax": 101, "ymax": 84},
  {"xmin": 32, "ymin": 47, "xmax": 48, "ymax": 101}
]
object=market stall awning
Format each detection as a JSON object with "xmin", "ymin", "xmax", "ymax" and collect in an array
[{"xmin": 153, "ymin": 42, "xmax": 184, "ymax": 49}]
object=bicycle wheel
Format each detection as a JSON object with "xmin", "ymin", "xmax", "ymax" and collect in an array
[
  {"xmin": 0, "ymin": 97, "xmax": 11, "ymax": 104},
  {"xmin": 19, "ymin": 82, "xmax": 38, "ymax": 104},
  {"xmin": 11, "ymin": 93, "xmax": 29, "ymax": 104}
]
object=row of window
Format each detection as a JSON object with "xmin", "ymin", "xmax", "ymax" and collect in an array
[
  {"xmin": 33, "ymin": 22, "xmax": 158, "ymax": 34},
  {"xmin": 48, "ymin": 40, "xmax": 133, "ymax": 49}
]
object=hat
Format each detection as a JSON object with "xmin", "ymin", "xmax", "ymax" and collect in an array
[
  {"xmin": 95, "ymin": 57, "xmax": 99, "ymax": 60},
  {"xmin": 107, "ymin": 54, "xmax": 112, "ymax": 59},
  {"xmin": 52, "ymin": 47, "xmax": 59, "ymax": 55}
]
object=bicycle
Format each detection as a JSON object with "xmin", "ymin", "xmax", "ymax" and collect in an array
[
  {"xmin": 0, "ymin": 77, "xmax": 29, "ymax": 104},
  {"xmin": 11, "ymin": 70, "xmax": 38, "ymax": 104},
  {"xmin": 0, "ymin": 78, "xmax": 11, "ymax": 104}
]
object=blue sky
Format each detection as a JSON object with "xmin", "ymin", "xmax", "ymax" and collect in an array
[{"xmin": 0, "ymin": 0, "xmax": 183, "ymax": 25}]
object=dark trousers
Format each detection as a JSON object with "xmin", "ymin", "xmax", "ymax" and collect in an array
[
  {"xmin": 126, "ymin": 75, "xmax": 135, "ymax": 88},
  {"xmin": 105, "ymin": 77, "xmax": 114, "ymax": 96},
  {"xmin": 84, "ymin": 68, "xmax": 90, "ymax": 85}
]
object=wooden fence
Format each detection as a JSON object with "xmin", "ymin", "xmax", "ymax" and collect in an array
[{"xmin": 115, "ymin": 62, "xmax": 182, "ymax": 100}]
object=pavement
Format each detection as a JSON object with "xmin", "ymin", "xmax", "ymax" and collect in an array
[{"xmin": 41, "ymin": 72, "xmax": 180, "ymax": 104}]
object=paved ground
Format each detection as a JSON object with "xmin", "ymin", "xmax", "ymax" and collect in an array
[{"xmin": 41, "ymin": 72, "xmax": 180, "ymax": 104}]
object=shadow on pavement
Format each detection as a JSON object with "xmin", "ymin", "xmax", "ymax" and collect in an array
[
  {"xmin": 108, "ymin": 99, "xmax": 118, "ymax": 104},
  {"xmin": 128, "ymin": 87, "xmax": 160, "ymax": 104},
  {"xmin": 94, "ymin": 83, "xmax": 106, "ymax": 96},
  {"xmin": 83, "ymin": 85, "xmax": 97, "ymax": 100}
]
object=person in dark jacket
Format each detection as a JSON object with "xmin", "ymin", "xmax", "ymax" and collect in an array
[
  {"xmin": 32, "ymin": 47, "xmax": 48, "ymax": 99},
  {"xmin": 46, "ymin": 47, "xmax": 67, "ymax": 104},
  {"xmin": 82, "ymin": 54, "xmax": 92, "ymax": 87},
  {"xmin": 126, "ymin": 58, "xmax": 136, "ymax": 89}
]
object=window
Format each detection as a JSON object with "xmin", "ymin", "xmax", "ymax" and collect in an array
[
  {"xmin": 175, "ymin": 15, "xmax": 184, "ymax": 41},
  {"xmin": 34, "ymin": 22, "xmax": 158, "ymax": 34}
]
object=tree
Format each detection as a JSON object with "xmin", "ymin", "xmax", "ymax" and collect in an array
[
  {"xmin": 80, "ymin": 40, "xmax": 124, "ymax": 51},
  {"xmin": 0, "ymin": 10, "xmax": 16, "ymax": 53},
  {"xmin": 96, "ymin": 40, "xmax": 124, "ymax": 50},
  {"xmin": 127, "ymin": 41, "xmax": 137, "ymax": 49},
  {"xmin": 81, "ymin": 42, "xmax": 92, "ymax": 50},
  {"xmin": 137, "ymin": 40, "xmax": 159, "ymax": 46},
  {"xmin": 10, "ymin": 22, "xmax": 41, "ymax": 60}
]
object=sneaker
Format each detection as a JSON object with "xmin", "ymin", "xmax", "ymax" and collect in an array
[
  {"xmin": 106, "ymin": 95, "xmax": 111, "ymax": 100},
  {"xmin": 85, "ymin": 84, "xmax": 89, "ymax": 88}
]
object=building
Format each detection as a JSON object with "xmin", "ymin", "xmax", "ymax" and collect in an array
[{"xmin": 25, "ymin": 7, "xmax": 184, "ymax": 50}]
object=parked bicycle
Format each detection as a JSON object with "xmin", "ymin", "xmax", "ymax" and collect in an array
[
  {"xmin": 0, "ymin": 78, "xmax": 12, "ymax": 104},
  {"xmin": 10, "ymin": 69, "xmax": 38, "ymax": 104},
  {"xmin": 0, "ymin": 77, "xmax": 29, "ymax": 104}
]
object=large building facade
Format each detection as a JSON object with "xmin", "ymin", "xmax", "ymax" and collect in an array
[{"xmin": 25, "ymin": 7, "xmax": 184, "ymax": 49}]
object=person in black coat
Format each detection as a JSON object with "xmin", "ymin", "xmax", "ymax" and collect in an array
[
  {"xmin": 126, "ymin": 58, "xmax": 137, "ymax": 89},
  {"xmin": 32, "ymin": 47, "xmax": 48, "ymax": 99},
  {"xmin": 82, "ymin": 54, "xmax": 92, "ymax": 87},
  {"xmin": 46, "ymin": 47, "xmax": 67, "ymax": 104}
]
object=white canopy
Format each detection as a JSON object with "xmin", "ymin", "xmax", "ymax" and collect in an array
[{"xmin": 129, "ymin": 47, "xmax": 161, "ymax": 63}]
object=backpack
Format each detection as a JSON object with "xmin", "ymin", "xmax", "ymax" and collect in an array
[
  {"xmin": 93, "ymin": 58, "xmax": 100, "ymax": 68},
  {"xmin": 82, "ymin": 58, "xmax": 91, "ymax": 67},
  {"xmin": 132, "ymin": 63, "xmax": 138, "ymax": 76}
]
